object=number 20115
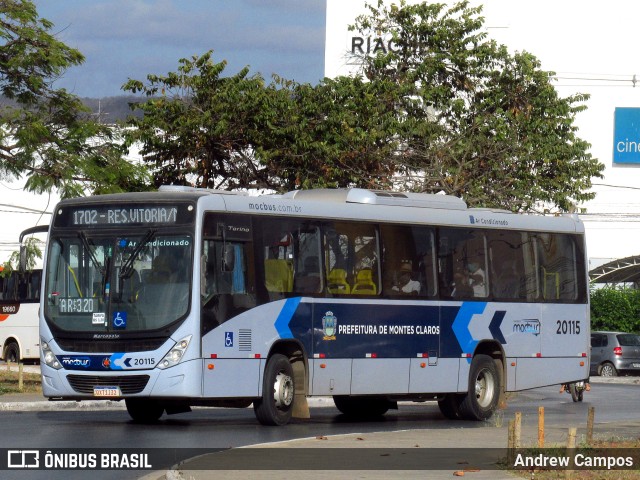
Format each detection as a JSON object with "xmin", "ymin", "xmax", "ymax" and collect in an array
[{"xmin": 556, "ymin": 320, "xmax": 580, "ymax": 334}]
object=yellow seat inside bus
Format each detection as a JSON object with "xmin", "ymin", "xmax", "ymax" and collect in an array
[
  {"xmin": 327, "ymin": 268, "xmax": 350, "ymax": 294},
  {"xmin": 264, "ymin": 259, "xmax": 293, "ymax": 292},
  {"xmin": 352, "ymin": 269, "xmax": 377, "ymax": 295}
]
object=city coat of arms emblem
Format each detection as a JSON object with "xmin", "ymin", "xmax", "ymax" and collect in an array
[{"xmin": 322, "ymin": 311, "xmax": 337, "ymax": 340}]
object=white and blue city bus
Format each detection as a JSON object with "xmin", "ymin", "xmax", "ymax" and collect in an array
[{"xmin": 39, "ymin": 187, "xmax": 590, "ymax": 425}]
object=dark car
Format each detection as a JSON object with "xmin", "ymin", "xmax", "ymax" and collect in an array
[{"xmin": 590, "ymin": 331, "xmax": 640, "ymax": 377}]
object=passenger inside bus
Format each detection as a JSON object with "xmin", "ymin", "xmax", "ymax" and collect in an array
[
  {"xmin": 467, "ymin": 262, "xmax": 487, "ymax": 297},
  {"xmin": 392, "ymin": 263, "xmax": 420, "ymax": 295},
  {"xmin": 451, "ymin": 266, "xmax": 473, "ymax": 298}
]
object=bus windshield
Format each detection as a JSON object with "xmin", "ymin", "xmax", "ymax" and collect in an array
[{"xmin": 44, "ymin": 231, "xmax": 192, "ymax": 332}]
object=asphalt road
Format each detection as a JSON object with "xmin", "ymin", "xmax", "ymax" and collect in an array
[{"xmin": 1, "ymin": 378, "xmax": 639, "ymax": 480}]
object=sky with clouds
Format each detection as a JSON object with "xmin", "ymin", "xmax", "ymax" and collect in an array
[
  {"xmin": 33, "ymin": 0, "xmax": 327, "ymax": 98},
  {"xmin": 0, "ymin": 1, "xmax": 327, "ymax": 258}
]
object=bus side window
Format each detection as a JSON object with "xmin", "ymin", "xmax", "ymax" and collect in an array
[
  {"xmin": 293, "ymin": 227, "xmax": 323, "ymax": 294},
  {"xmin": 535, "ymin": 233, "xmax": 583, "ymax": 301},
  {"xmin": 438, "ymin": 228, "xmax": 488, "ymax": 299},
  {"xmin": 381, "ymin": 225, "xmax": 436, "ymax": 297},
  {"xmin": 201, "ymin": 236, "xmax": 256, "ymax": 335},
  {"xmin": 438, "ymin": 229, "xmax": 469, "ymax": 299},
  {"xmin": 487, "ymin": 231, "xmax": 527, "ymax": 300},
  {"xmin": 324, "ymin": 222, "xmax": 380, "ymax": 297}
]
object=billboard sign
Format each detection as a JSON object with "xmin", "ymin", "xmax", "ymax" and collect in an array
[{"xmin": 613, "ymin": 107, "xmax": 640, "ymax": 165}]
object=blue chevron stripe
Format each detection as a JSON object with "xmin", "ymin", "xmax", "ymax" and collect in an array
[
  {"xmin": 274, "ymin": 297, "xmax": 302, "ymax": 339},
  {"xmin": 452, "ymin": 302, "xmax": 487, "ymax": 357},
  {"xmin": 489, "ymin": 310, "xmax": 507, "ymax": 344}
]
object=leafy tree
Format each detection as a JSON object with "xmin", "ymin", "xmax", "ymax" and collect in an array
[
  {"xmin": 254, "ymin": 75, "xmax": 402, "ymax": 191},
  {"xmin": 123, "ymin": 1, "xmax": 603, "ymax": 212},
  {"xmin": 0, "ymin": 0, "xmax": 149, "ymax": 197},
  {"xmin": 0, "ymin": 236, "xmax": 41, "ymax": 274},
  {"xmin": 590, "ymin": 287, "xmax": 640, "ymax": 333},
  {"xmin": 123, "ymin": 52, "xmax": 278, "ymax": 190},
  {"xmin": 124, "ymin": 53, "xmax": 404, "ymax": 192},
  {"xmin": 350, "ymin": 0, "xmax": 604, "ymax": 212}
]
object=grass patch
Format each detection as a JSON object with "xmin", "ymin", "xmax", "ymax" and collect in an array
[{"xmin": 0, "ymin": 368, "xmax": 42, "ymax": 395}]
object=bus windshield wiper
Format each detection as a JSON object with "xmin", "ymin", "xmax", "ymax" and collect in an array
[
  {"xmin": 119, "ymin": 229, "xmax": 156, "ymax": 279},
  {"xmin": 78, "ymin": 232, "xmax": 105, "ymax": 276}
]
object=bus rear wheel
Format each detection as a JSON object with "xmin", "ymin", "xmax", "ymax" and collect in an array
[
  {"xmin": 254, "ymin": 354, "xmax": 295, "ymax": 426},
  {"xmin": 125, "ymin": 399, "xmax": 165, "ymax": 423},
  {"xmin": 437, "ymin": 393, "xmax": 463, "ymax": 420},
  {"xmin": 458, "ymin": 354, "xmax": 500, "ymax": 421},
  {"xmin": 569, "ymin": 383, "xmax": 584, "ymax": 402}
]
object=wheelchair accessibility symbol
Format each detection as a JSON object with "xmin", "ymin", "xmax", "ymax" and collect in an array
[{"xmin": 113, "ymin": 311, "xmax": 127, "ymax": 329}]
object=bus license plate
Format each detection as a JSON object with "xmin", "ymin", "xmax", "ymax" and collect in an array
[{"xmin": 93, "ymin": 386, "xmax": 121, "ymax": 397}]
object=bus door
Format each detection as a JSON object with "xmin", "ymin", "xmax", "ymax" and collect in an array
[{"xmin": 200, "ymin": 213, "xmax": 259, "ymax": 398}]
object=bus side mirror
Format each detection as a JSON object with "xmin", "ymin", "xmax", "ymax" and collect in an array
[{"xmin": 222, "ymin": 244, "xmax": 235, "ymax": 272}]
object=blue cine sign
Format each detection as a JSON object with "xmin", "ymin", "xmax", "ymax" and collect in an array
[{"xmin": 613, "ymin": 107, "xmax": 640, "ymax": 164}]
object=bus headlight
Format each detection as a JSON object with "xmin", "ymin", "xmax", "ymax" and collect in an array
[
  {"xmin": 157, "ymin": 335, "xmax": 192, "ymax": 370},
  {"xmin": 41, "ymin": 340, "xmax": 62, "ymax": 370}
]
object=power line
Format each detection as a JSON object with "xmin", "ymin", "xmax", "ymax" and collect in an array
[
  {"xmin": 0, "ymin": 181, "xmax": 25, "ymax": 191},
  {"xmin": 551, "ymin": 72, "xmax": 639, "ymax": 88},
  {"xmin": 555, "ymin": 77, "xmax": 630, "ymax": 83},
  {"xmin": 0, "ymin": 203, "xmax": 52, "ymax": 214},
  {"xmin": 591, "ymin": 183, "xmax": 640, "ymax": 191}
]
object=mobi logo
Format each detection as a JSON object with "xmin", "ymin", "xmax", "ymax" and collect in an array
[
  {"xmin": 513, "ymin": 319, "xmax": 540, "ymax": 336},
  {"xmin": 60, "ymin": 356, "xmax": 91, "ymax": 368}
]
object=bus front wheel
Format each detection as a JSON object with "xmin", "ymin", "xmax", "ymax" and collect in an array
[
  {"xmin": 4, "ymin": 342, "xmax": 19, "ymax": 363},
  {"xmin": 254, "ymin": 354, "xmax": 295, "ymax": 426},
  {"xmin": 125, "ymin": 399, "xmax": 165, "ymax": 423},
  {"xmin": 458, "ymin": 354, "xmax": 500, "ymax": 421}
]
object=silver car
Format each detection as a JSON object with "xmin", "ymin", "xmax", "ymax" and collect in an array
[{"xmin": 590, "ymin": 331, "xmax": 640, "ymax": 377}]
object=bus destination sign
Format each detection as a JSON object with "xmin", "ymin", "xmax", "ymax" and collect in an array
[
  {"xmin": 55, "ymin": 203, "xmax": 194, "ymax": 227},
  {"xmin": 73, "ymin": 207, "xmax": 177, "ymax": 226}
]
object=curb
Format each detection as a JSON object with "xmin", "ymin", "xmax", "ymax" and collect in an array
[
  {"xmin": 0, "ymin": 398, "xmax": 126, "ymax": 411},
  {"xmin": 0, "ymin": 395, "xmax": 338, "ymax": 411}
]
